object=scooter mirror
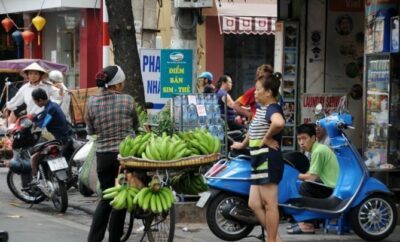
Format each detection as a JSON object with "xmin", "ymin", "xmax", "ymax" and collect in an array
[{"xmin": 315, "ymin": 103, "xmax": 323, "ymax": 115}]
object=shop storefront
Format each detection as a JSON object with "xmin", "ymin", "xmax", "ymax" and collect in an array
[
  {"xmin": 277, "ymin": 0, "xmax": 400, "ymax": 194},
  {"xmin": 0, "ymin": 0, "xmax": 101, "ymax": 88},
  {"xmin": 202, "ymin": 0, "xmax": 277, "ymax": 98}
]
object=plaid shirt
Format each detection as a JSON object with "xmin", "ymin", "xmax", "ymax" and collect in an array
[{"xmin": 86, "ymin": 90, "xmax": 138, "ymax": 152}]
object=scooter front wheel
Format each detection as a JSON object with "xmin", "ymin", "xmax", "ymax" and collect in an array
[
  {"xmin": 350, "ymin": 194, "xmax": 397, "ymax": 241},
  {"xmin": 206, "ymin": 192, "xmax": 254, "ymax": 241},
  {"xmin": 6, "ymin": 170, "xmax": 46, "ymax": 204}
]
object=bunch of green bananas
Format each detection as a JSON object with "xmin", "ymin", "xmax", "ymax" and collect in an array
[
  {"xmin": 178, "ymin": 129, "xmax": 221, "ymax": 155},
  {"xmin": 103, "ymin": 184, "xmax": 140, "ymax": 212},
  {"xmin": 142, "ymin": 133, "xmax": 191, "ymax": 161},
  {"xmin": 119, "ymin": 133, "xmax": 152, "ymax": 158},
  {"xmin": 133, "ymin": 185, "xmax": 175, "ymax": 213},
  {"xmin": 171, "ymin": 173, "xmax": 208, "ymax": 195}
]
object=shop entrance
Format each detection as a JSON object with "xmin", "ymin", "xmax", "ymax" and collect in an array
[{"xmin": 223, "ymin": 34, "xmax": 274, "ymax": 99}]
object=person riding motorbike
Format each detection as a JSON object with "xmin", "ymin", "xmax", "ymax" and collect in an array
[
  {"xmin": 287, "ymin": 123, "xmax": 340, "ymax": 234},
  {"xmin": 48, "ymin": 70, "xmax": 71, "ymax": 123},
  {"xmin": 4, "ymin": 62, "xmax": 61, "ymax": 124},
  {"xmin": 197, "ymin": 71, "xmax": 215, "ymax": 93},
  {"xmin": 29, "ymin": 88, "xmax": 73, "ymax": 186},
  {"xmin": 215, "ymin": 74, "xmax": 249, "ymax": 131}
]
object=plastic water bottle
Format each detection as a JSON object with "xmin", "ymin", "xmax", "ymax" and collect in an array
[
  {"xmin": 197, "ymin": 94, "xmax": 204, "ymax": 105},
  {"xmin": 216, "ymin": 124, "xmax": 225, "ymax": 141},
  {"xmin": 182, "ymin": 104, "xmax": 189, "ymax": 125},
  {"xmin": 205, "ymin": 105, "xmax": 213, "ymax": 125},
  {"xmin": 213, "ymin": 105, "xmax": 221, "ymax": 123},
  {"xmin": 211, "ymin": 94, "xmax": 218, "ymax": 105},
  {"xmin": 205, "ymin": 94, "xmax": 212, "ymax": 105},
  {"xmin": 188, "ymin": 104, "xmax": 198, "ymax": 125},
  {"xmin": 208, "ymin": 124, "xmax": 218, "ymax": 137},
  {"xmin": 174, "ymin": 96, "xmax": 181, "ymax": 108}
]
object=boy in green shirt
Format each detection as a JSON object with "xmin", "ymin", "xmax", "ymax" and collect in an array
[{"xmin": 287, "ymin": 123, "xmax": 340, "ymax": 234}]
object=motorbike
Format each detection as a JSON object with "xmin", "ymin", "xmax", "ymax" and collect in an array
[
  {"xmin": 6, "ymin": 114, "xmax": 69, "ymax": 213},
  {"xmin": 198, "ymin": 100, "xmax": 398, "ymax": 241}
]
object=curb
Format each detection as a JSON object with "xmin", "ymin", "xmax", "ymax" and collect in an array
[{"xmin": 69, "ymin": 201, "xmax": 207, "ymax": 223}]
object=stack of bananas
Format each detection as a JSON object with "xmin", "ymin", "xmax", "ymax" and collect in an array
[
  {"xmin": 171, "ymin": 173, "xmax": 208, "ymax": 195},
  {"xmin": 102, "ymin": 184, "xmax": 140, "ymax": 212},
  {"xmin": 133, "ymin": 177, "xmax": 175, "ymax": 214},
  {"xmin": 119, "ymin": 129, "xmax": 221, "ymax": 160},
  {"xmin": 119, "ymin": 133, "xmax": 152, "ymax": 158},
  {"xmin": 178, "ymin": 129, "xmax": 221, "ymax": 155},
  {"xmin": 142, "ymin": 134, "xmax": 191, "ymax": 160}
]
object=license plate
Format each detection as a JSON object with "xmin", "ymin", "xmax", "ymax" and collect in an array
[
  {"xmin": 196, "ymin": 191, "xmax": 211, "ymax": 208},
  {"xmin": 47, "ymin": 157, "xmax": 68, "ymax": 171}
]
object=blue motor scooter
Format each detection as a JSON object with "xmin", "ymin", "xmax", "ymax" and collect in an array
[{"xmin": 198, "ymin": 101, "xmax": 398, "ymax": 241}]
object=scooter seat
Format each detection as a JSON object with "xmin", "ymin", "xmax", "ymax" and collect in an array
[{"xmin": 31, "ymin": 140, "xmax": 62, "ymax": 154}]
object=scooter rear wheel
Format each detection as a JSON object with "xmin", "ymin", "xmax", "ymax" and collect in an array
[
  {"xmin": 350, "ymin": 194, "xmax": 397, "ymax": 241},
  {"xmin": 206, "ymin": 192, "xmax": 254, "ymax": 241}
]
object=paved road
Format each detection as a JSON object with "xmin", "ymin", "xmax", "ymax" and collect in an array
[{"xmin": 1, "ymin": 167, "xmax": 399, "ymax": 242}]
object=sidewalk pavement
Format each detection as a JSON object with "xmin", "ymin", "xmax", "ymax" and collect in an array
[{"xmin": 68, "ymin": 189, "xmax": 400, "ymax": 242}]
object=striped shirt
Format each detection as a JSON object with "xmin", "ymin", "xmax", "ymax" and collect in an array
[
  {"xmin": 86, "ymin": 90, "xmax": 138, "ymax": 152},
  {"xmin": 249, "ymin": 103, "xmax": 284, "ymax": 148}
]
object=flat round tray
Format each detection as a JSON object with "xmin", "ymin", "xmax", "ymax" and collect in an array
[{"xmin": 119, "ymin": 153, "xmax": 219, "ymax": 169}]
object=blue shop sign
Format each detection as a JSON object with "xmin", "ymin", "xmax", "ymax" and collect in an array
[{"xmin": 160, "ymin": 49, "xmax": 193, "ymax": 98}]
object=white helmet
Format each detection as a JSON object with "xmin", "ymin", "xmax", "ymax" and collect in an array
[{"xmin": 48, "ymin": 70, "xmax": 64, "ymax": 83}]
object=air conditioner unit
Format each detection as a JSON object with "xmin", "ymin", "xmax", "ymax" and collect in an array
[{"xmin": 174, "ymin": 0, "xmax": 213, "ymax": 8}]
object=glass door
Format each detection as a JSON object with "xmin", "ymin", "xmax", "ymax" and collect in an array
[{"xmin": 365, "ymin": 54, "xmax": 390, "ymax": 166}]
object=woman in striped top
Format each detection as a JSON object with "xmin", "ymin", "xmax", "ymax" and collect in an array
[{"xmin": 231, "ymin": 73, "xmax": 285, "ymax": 242}]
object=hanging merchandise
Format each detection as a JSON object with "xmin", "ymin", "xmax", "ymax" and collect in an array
[
  {"xmin": 1, "ymin": 17, "xmax": 14, "ymax": 46},
  {"xmin": 11, "ymin": 30, "xmax": 22, "ymax": 58},
  {"xmin": 32, "ymin": 15, "xmax": 46, "ymax": 45},
  {"xmin": 21, "ymin": 30, "xmax": 35, "ymax": 45}
]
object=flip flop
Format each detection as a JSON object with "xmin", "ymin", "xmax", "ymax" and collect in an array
[
  {"xmin": 287, "ymin": 224, "xmax": 315, "ymax": 235},
  {"xmin": 286, "ymin": 223, "xmax": 297, "ymax": 229}
]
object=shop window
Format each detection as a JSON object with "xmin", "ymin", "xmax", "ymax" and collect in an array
[
  {"xmin": 43, "ymin": 11, "xmax": 81, "ymax": 89},
  {"xmin": 224, "ymin": 34, "xmax": 274, "ymax": 99}
]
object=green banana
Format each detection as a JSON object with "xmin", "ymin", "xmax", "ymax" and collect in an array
[
  {"xmin": 103, "ymin": 191, "xmax": 119, "ymax": 200},
  {"xmin": 126, "ymin": 192, "xmax": 134, "ymax": 212},
  {"xmin": 150, "ymin": 193, "xmax": 157, "ymax": 213},
  {"xmin": 142, "ymin": 191, "xmax": 153, "ymax": 211},
  {"xmin": 159, "ymin": 191, "xmax": 169, "ymax": 212},
  {"xmin": 103, "ymin": 185, "xmax": 122, "ymax": 194},
  {"xmin": 155, "ymin": 194, "xmax": 163, "ymax": 213},
  {"xmin": 150, "ymin": 141, "xmax": 161, "ymax": 160},
  {"xmin": 189, "ymin": 140, "xmax": 208, "ymax": 155},
  {"xmin": 137, "ymin": 187, "xmax": 151, "ymax": 207}
]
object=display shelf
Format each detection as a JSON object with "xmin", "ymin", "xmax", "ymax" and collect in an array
[{"xmin": 364, "ymin": 53, "xmax": 400, "ymax": 168}]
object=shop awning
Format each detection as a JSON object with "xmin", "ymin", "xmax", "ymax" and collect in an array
[{"xmin": 215, "ymin": 0, "xmax": 277, "ymax": 35}]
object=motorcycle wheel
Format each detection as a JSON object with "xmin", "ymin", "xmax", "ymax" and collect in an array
[
  {"xmin": 78, "ymin": 181, "xmax": 94, "ymax": 197},
  {"xmin": 6, "ymin": 170, "xmax": 45, "ymax": 204},
  {"xmin": 120, "ymin": 205, "xmax": 175, "ymax": 242},
  {"xmin": 47, "ymin": 170, "xmax": 68, "ymax": 213},
  {"xmin": 350, "ymin": 194, "xmax": 397, "ymax": 241},
  {"xmin": 206, "ymin": 192, "xmax": 254, "ymax": 241}
]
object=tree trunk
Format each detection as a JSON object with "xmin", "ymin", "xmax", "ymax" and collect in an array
[{"xmin": 105, "ymin": 0, "xmax": 145, "ymax": 107}]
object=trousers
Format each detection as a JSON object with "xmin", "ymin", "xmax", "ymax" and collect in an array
[{"xmin": 87, "ymin": 152, "xmax": 126, "ymax": 242}]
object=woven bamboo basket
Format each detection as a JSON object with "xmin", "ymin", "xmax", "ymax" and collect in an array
[{"xmin": 119, "ymin": 153, "xmax": 220, "ymax": 169}]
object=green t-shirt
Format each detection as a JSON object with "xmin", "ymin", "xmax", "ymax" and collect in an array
[{"xmin": 309, "ymin": 142, "xmax": 340, "ymax": 188}]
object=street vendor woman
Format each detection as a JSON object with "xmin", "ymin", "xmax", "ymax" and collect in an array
[
  {"xmin": 86, "ymin": 65, "xmax": 139, "ymax": 242},
  {"xmin": 4, "ymin": 62, "xmax": 61, "ymax": 124}
]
